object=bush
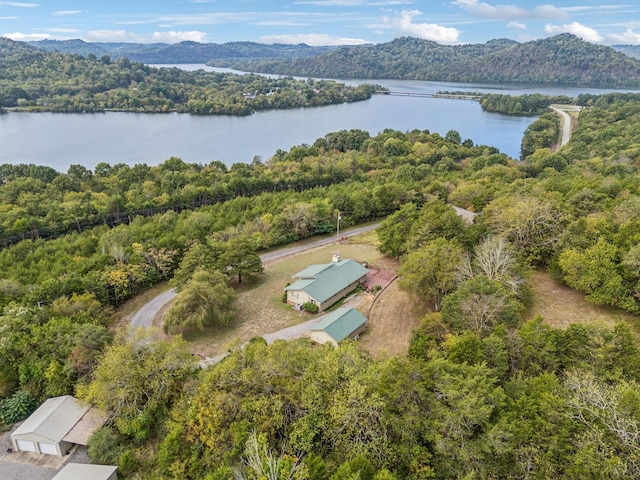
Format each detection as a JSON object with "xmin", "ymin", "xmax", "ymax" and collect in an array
[
  {"xmin": 302, "ymin": 302, "xmax": 319, "ymax": 313},
  {"xmin": 118, "ymin": 449, "xmax": 139, "ymax": 477},
  {"xmin": 87, "ymin": 426, "xmax": 124, "ymax": 465},
  {"xmin": 0, "ymin": 389, "xmax": 37, "ymax": 429},
  {"xmin": 282, "ymin": 283, "xmax": 291, "ymax": 303}
]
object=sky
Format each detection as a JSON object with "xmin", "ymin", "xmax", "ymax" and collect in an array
[{"xmin": 1, "ymin": 1, "xmax": 640, "ymax": 47}]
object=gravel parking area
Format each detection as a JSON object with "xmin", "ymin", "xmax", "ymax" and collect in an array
[{"xmin": 0, "ymin": 430, "xmax": 91, "ymax": 480}]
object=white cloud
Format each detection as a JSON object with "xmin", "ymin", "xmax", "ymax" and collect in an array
[
  {"xmin": 3, "ymin": 31, "xmax": 51, "ymax": 40},
  {"xmin": 46, "ymin": 27, "xmax": 80, "ymax": 33},
  {"xmin": 83, "ymin": 29, "xmax": 145, "ymax": 42},
  {"xmin": 507, "ymin": 21, "xmax": 526, "ymax": 30},
  {"xmin": 151, "ymin": 30, "xmax": 208, "ymax": 43},
  {"xmin": 82, "ymin": 29, "xmax": 208, "ymax": 44},
  {"xmin": 255, "ymin": 21, "xmax": 311, "ymax": 27},
  {"xmin": 545, "ymin": 22, "xmax": 604, "ymax": 43},
  {"xmin": 608, "ymin": 28, "xmax": 640, "ymax": 45},
  {"xmin": 296, "ymin": 1, "xmax": 413, "ymax": 5},
  {"xmin": 384, "ymin": 9, "xmax": 460, "ymax": 43},
  {"xmin": 452, "ymin": 0, "xmax": 568, "ymax": 20},
  {"xmin": 259, "ymin": 33, "xmax": 369, "ymax": 46},
  {"xmin": 0, "ymin": 2, "xmax": 38, "ymax": 7},
  {"xmin": 149, "ymin": 12, "xmax": 257, "ymax": 26},
  {"xmin": 53, "ymin": 10, "xmax": 81, "ymax": 16},
  {"xmin": 0, "ymin": 16, "xmax": 17, "ymax": 19}
]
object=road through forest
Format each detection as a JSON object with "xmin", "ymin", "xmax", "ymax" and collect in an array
[{"xmin": 550, "ymin": 104, "xmax": 581, "ymax": 147}]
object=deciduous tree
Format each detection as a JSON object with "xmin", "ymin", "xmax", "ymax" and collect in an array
[
  {"xmin": 78, "ymin": 328, "xmax": 196, "ymax": 439},
  {"xmin": 398, "ymin": 238, "xmax": 464, "ymax": 311},
  {"xmin": 163, "ymin": 269, "xmax": 237, "ymax": 334}
]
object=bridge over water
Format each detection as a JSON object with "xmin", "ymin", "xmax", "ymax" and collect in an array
[{"xmin": 376, "ymin": 91, "xmax": 482, "ymax": 101}]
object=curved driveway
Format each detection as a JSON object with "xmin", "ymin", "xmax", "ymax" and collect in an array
[{"xmin": 130, "ymin": 223, "xmax": 380, "ymax": 329}]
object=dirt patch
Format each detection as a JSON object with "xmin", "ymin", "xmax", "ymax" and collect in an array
[
  {"xmin": 524, "ymin": 271, "xmax": 638, "ymax": 330},
  {"xmin": 359, "ymin": 280, "xmax": 421, "ymax": 359}
]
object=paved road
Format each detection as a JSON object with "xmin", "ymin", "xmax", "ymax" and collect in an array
[
  {"xmin": 130, "ymin": 288, "xmax": 178, "ymax": 329},
  {"xmin": 550, "ymin": 104, "xmax": 581, "ymax": 147},
  {"xmin": 130, "ymin": 222, "xmax": 380, "ymax": 329}
]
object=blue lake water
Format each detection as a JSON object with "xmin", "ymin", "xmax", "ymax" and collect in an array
[{"xmin": 0, "ymin": 64, "xmax": 634, "ymax": 172}]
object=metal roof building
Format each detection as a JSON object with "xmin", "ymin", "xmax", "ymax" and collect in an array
[
  {"xmin": 309, "ymin": 307, "xmax": 368, "ymax": 347},
  {"xmin": 10, "ymin": 395, "xmax": 105, "ymax": 457},
  {"xmin": 52, "ymin": 463, "xmax": 118, "ymax": 480},
  {"xmin": 285, "ymin": 258, "xmax": 368, "ymax": 312}
]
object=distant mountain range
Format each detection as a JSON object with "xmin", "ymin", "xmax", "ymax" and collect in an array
[
  {"xmin": 26, "ymin": 39, "xmax": 338, "ymax": 64},
  {"xmin": 211, "ymin": 34, "xmax": 640, "ymax": 88},
  {"xmin": 15, "ymin": 34, "xmax": 640, "ymax": 88},
  {"xmin": 611, "ymin": 44, "xmax": 640, "ymax": 60}
]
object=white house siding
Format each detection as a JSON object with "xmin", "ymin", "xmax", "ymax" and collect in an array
[
  {"xmin": 286, "ymin": 290, "xmax": 313, "ymax": 307},
  {"xmin": 308, "ymin": 331, "xmax": 339, "ymax": 347}
]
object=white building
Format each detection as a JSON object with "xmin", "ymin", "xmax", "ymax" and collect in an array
[
  {"xmin": 308, "ymin": 307, "xmax": 368, "ymax": 347},
  {"xmin": 52, "ymin": 463, "xmax": 118, "ymax": 480},
  {"xmin": 10, "ymin": 395, "xmax": 105, "ymax": 457}
]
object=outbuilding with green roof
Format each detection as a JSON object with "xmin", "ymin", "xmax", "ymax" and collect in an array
[{"xmin": 308, "ymin": 307, "xmax": 368, "ymax": 347}]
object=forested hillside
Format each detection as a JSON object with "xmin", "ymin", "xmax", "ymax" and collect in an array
[
  {"xmin": 212, "ymin": 36, "xmax": 517, "ymax": 80},
  {"xmin": 3, "ymin": 92, "xmax": 640, "ymax": 478},
  {"xmin": 28, "ymin": 39, "xmax": 337, "ymax": 63},
  {"xmin": 0, "ymin": 37, "xmax": 375, "ymax": 114},
  {"xmin": 215, "ymin": 34, "xmax": 640, "ymax": 87},
  {"xmin": 613, "ymin": 44, "xmax": 640, "ymax": 60}
]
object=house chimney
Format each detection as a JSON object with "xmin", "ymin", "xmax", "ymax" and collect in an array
[{"xmin": 332, "ymin": 253, "xmax": 340, "ymax": 263}]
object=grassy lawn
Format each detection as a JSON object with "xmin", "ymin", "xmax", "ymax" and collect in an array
[
  {"xmin": 524, "ymin": 270, "xmax": 639, "ymax": 331},
  {"xmin": 360, "ymin": 278, "xmax": 422, "ymax": 359},
  {"xmin": 183, "ymin": 233, "xmax": 396, "ymax": 358}
]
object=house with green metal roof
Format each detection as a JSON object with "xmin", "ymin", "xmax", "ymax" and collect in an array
[
  {"xmin": 308, "ymin": 307, "xmax": 368, "ymax": 347},
  {"xmin": 284, "ymin": 256, "xmax": 368, "ymax": 312}
]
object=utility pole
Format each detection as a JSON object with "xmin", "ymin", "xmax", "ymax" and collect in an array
[{"xmin": 336, "ymin": 211, "xmax": 341, "ymax": 242}]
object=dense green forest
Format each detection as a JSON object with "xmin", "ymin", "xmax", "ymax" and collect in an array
[
  {"xmin": 27, "ymin": 39, "xmax": 338, "ymax": 64},
  {"xmin": 0, "ymin": 38, "xmax": 376, "ymax": 114},
  {"xmin": 213, "ymin": 34, "xmax": 640, "ymax": 87},
  {"xmin": 4, "ymin": 90, "xmax": 640, "ymax": 478}
]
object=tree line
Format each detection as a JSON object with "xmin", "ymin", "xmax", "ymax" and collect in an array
[
  {"xmin": 0, "ymin": 37, "xmax": 376, "ymax": 114},
  {"xmin": 2, "ymin": 92, "xmax": 640, "ymax": 477}
]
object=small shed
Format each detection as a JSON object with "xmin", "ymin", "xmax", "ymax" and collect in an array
[
  {"xmin": 52, "ymin": 463, "xmax": 118, "ymax": 480},
  {"xmin": 10, "ymin": 395, "xmax": 104, "ymax": 457},
  {"xmin": 309, "ymin": 307, "xmax": 368, "ymax": 347}
]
